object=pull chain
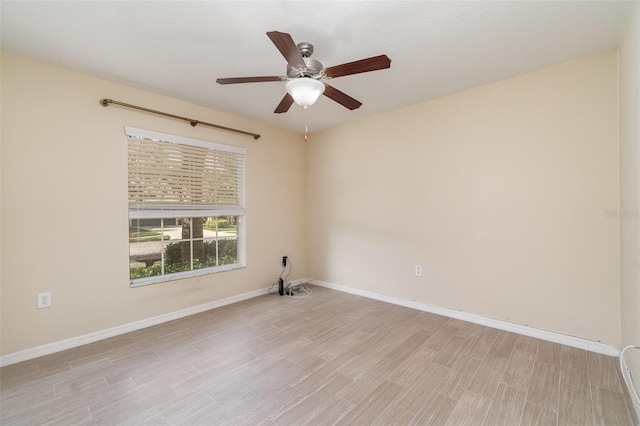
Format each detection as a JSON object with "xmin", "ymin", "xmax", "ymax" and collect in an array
[{"xmin": 304, "ymin": 109, "xmax": 309, "ymax": 142}]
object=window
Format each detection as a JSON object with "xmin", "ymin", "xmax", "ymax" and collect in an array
[{"xmin": 126, "ymin": 127, "xmax": 246, "ymax": 286}]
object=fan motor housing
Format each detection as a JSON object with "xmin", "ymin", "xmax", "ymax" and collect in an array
[
  {"xmin": 287, "ymin": 58, "xmax": 324, "ymax": 79},
  {"xmin": 286, "ymin": 42, "xmax": 324, "ymax": 79}
]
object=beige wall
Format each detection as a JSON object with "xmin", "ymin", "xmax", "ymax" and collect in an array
[
  {"xmin": 620, "ymin": 2, "xmax": 640, "ymax": 397},
  {"xmin": 0, "ymin": 45, "xmax": 630, "ymax": 358},
  {"xmin": 0, "ymin": 52, "xmax": 307, "ymax": 355},
  {"xmin": 307, "ymin": 50, "xmax": 621, "ymax": 344}
]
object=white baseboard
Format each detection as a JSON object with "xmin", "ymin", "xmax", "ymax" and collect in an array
[
  {"xmin": 310, "ymin": 279, "xmax": 620, "ymax": 357},
  {"xmin": 620, "ymin": 347, "xmax": 640, "ymax": 422},
  {"xmin": 0, "ymin": 286, "xmax": 272, "ymax": 367},
  {"xmin": 0, "ymin": 277, "xmax": 620, "ymax": 366}
]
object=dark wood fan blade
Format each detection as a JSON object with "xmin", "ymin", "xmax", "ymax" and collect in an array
[
  {"xmin": 216, "ymin": 76, "xmax": 283, "ymax": 85},
  {"xmin": 324, "ymin": 55, "xmax": 391, "ymax": 79},
  {"xmin": 274, "ymin": 93, "xmax": 294, "ymax": 114},
  {"xmin": 266, "ymin": 31, "xmax": 306, "ymax": 69},
  {"xmin": 323, "ymin": 85, "xmax": 362, "ymax": 110}
]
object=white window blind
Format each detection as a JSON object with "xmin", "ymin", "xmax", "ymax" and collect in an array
[{"xmin": 125, "ymin": 127, "xmax": 246, "ymax": 219}]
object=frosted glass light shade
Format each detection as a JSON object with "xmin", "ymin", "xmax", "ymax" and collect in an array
[{"xmin": 286, "ymin": 78, "xmax": 325, "ymax": 108}]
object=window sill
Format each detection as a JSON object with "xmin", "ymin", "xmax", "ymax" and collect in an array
[{"xmin": 130, "ymin": 263, "xmax": 246, "ymax": 288}]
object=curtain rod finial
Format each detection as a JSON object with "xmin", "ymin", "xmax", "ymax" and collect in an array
[{"xmin": 100, "ymin": 99, "xmax": 111, "ymax": 107}]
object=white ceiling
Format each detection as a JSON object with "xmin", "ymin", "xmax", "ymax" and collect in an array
[{"xmin": 0, "ymin": 1, "xmax": 631, "ymax": 134}]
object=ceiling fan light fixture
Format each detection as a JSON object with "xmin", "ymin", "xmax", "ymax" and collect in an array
[{"xmin": 286, "ymin": 78, "xmax": 325, "ymax": 108}]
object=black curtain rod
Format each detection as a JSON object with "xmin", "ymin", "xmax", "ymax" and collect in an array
[{"xmin": 100, "ymin": 98, "xmax": 260, "ymax": 140}]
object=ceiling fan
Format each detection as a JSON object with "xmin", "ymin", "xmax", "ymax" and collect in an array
[{"xmin": 216, "ymin": 31, "xmax": 391, "ymax": 114}]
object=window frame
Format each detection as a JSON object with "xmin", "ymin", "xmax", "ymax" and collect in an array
[{"xmin": 126, "ymin": 127, "xmax": 246, "ymax": 287}]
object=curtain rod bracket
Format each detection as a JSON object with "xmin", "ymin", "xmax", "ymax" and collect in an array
[{"xmin": 99, "ymin": 98, "xmax": 260, "ymax": 140}]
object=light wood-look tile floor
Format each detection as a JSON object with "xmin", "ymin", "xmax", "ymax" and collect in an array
[{"xmin": 1, "ymin": 285, "xmax": 636, "ymax": 425}]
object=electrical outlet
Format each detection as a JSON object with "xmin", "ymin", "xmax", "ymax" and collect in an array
[
  {"xmin": 282, "ymin": 255, "xmax": 288, "ymax": 267},
  {"xmin": 38, "ymin": 292, "xmax": 51, "ymax": 309},
  {"xmin": 415, "ymin": 266, "xmax": 423, "ymax": 277}
]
